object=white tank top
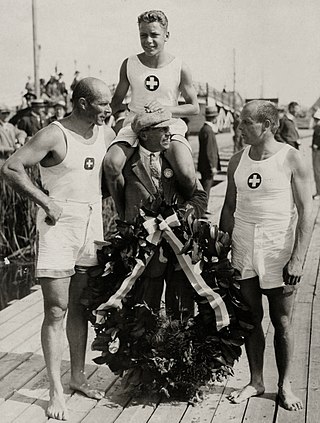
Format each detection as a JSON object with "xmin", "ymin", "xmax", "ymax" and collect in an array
[
  {"xmin": 234, "ymin": 144, "xmax": 296, "ymax": 224},
  {"xmin": 40, "ymin": 121, "xmax": 106, "ymax": 203},
  {"xmin": 127, "ymin": 55, "xmax": 181, "ymax": 114}
]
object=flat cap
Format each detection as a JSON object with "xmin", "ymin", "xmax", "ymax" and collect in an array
[{"xmin": 131, "ymin": 110, "xmax": 177, "ymax": 133}]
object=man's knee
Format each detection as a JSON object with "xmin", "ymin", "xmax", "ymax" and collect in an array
[{"xmin": 44, "ymin": 303, "xmax": 67, "ymax": 322}]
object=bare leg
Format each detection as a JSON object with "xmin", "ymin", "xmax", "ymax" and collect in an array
[
  {"xmin": 67, "ymin": 271, "xmax": 104, "ymax": 399},
  {"xmin": 103, "ymin": 143, "xmax": 134, "ymax": 220},
  {"xmin": 165, "ymin": 138, "xmax": 196, "ymax": 199},
  {"xmin": 229, "ymin": 277, "xmax": 265, "ymax": 403},
  {"xmin": 41, "ymin": 277, "xmax": 70, "ymax": 420},
  {"xmin": 267, "ymin": 287, "xmax": 303, "ymax": 411}
]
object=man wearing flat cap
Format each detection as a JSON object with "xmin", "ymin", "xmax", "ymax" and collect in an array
[
  {"xmin": 110, "ymin": 110, "xmax": 207, "ymax": 319},
  {"xmin": 198, "ymin": 105, "xmax": 221, "ymax": 198}
]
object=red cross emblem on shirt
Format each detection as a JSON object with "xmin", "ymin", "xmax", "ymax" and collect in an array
[
  {"xmin": 247, "ymin": 173, "xmax": 262, "ymax": 189},
  {"xmin": 145, "ymin": 75, "xmax": 159, "ymax": 91},
  {"xmin": 84, "ymin": 157, "xmax": 95, "ymax": 170}
]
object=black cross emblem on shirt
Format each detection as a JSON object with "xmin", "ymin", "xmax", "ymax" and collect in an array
[
  {"xmin": 145, "ymin": 75, "xmax": 159, "ymax": 91},
  {"xmin": 247, "ymin": 173, "xmax": 262, "ymax": 189}
]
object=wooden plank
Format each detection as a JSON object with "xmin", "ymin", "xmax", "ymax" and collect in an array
[
  {"xmin": 305, "ymin": 261, "xmax": 320, "ymax": 423},
  {"xmin": 80, "ymin": 378, "xmax": 132, "ymax": 423},
  {"xmin": 181, "ymin": 385, "xmax": 225, "ymax": 422},
  {"xmin": 147, "ymin": 399, "xmax": 188, "ymax": 423},
  {"xmin": 0, "ymin": 303, "xmax": 43, "ymax": 341},
  {"xmin": 0, "ymin": 288, "xmax": 42, "ymax": 325},
  {"xmin": 210, "ymin": 358, "xmax": 248, "ymax": 423},
  {"xmin": 0, "ymin": 313, "xmax": 42, "ymax": 354},
  {"xmin": 275, "ymin": 301, "xmax": 310, "ymax": 422},
  {"xmin": 242, "ymin": 324, "xmax": 277, "ymax": 422},
  {"xmin": 113, "ymin": 396, "xmax": 160, "ymax": 423},
  {"xmin": 10, "ymin": 362, "xmax": 108, "ymax": 423},
  {"xmin": 0, "ymin": 360, "xmax": 70, "ymax": 423},
  {"xmin": 0, "ymin": 354, "xmax": 46, "ymax": 403},
  {"xmin": 47, "ymin": 367, "xmax": 118, "ymax": 423},
  {"xmin": 0, "ymin": 352, "xmax": 33, "ymax": 380}
]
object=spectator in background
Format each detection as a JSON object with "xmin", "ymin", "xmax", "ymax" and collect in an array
[
  {"xmin": 45, "ymin": 75, "xmax": 61, "ymax": 101},
  {"xmin": 275, "ymin": 101, "xmax": 301, "ymax": 150},
  {"xmin": 47, "ymin": 100, "xmax": 67, "ymax": 124},
  {"xmin": 17, "ymin": 99, "xmax": 47, "ymax": 137},
  {"xmin": 312, "ymin": 109, "xmax": 320, "ymax": 200},
  {"xmin": 197, "ymin": 105, "xmax": 220, "ymax": 198},
  {"xmin": 57, "ymin": 72, "xmax": 68, "ymax": 101},
  {"xmin": 70, "ymin": 70, "xmax": 81, "ymax": 91},
  {"xmin": 0, "ymin": 105, "xmax": 26, "ymax": 168}
]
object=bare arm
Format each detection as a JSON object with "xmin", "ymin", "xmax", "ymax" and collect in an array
[
  {"xmin": 110, "ymin": 59, "xmax": 129, "ymax": 115},
  {"xmin": 284, "ymin": 149, "xmax": 313, "ymax": 284},
  {"xmin": 1, "ymin": 126, "xmax": 63, "ymax": 224},
  {"xmin": 219, "ymin": 152, "xmax": 242, "ymax": 234}
]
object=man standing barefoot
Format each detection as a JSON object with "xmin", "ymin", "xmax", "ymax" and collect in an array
[
  {"xmin": 220, "ymin": 100, "xmax": 313, "ymax": 411},
  {"xmin": 2, "ymin": 77, "xmax": 115, "ymax": 420}
]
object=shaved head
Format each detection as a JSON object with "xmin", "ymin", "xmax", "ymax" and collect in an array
[
  {"xmin": 72, "ymin": 77, "xmax": 111, "ymax": 106},
  {"xmin": 243, "ymin": 100, "xmax": 279, "ymax": 134}
]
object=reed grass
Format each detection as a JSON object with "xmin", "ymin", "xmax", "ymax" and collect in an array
[{"xmin": 0, "ymin": 166, "xmax": 40, "ymax": 259}]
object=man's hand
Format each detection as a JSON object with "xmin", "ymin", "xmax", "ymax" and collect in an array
[
  {"xmin": 283, "ymin": 259, "xmax": 303, "ymax": 285},
  {"xmin": 144, "ymin": 101, "xmax": 166, "ymax": 113},
  {"xmin": 44, "ymin": 200, "xmax": 63, "ymax": 226}
]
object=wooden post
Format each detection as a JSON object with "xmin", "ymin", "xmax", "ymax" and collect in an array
[
  {"xmin": 32, "ymin": 0, "xmax": 40, "ymax": 98},
  {"xmin": 233, "ymin": 48, "xmax": 236, "ymax": 112}
]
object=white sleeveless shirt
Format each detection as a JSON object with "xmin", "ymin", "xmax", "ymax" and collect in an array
[
  {"xmin": 40, "ymin": 121, "xmax": 106, "ymax": 203},
  {"xmin": 234, "ymin": 144, "xmax": 296, "ymax": 224},
  {"xmin": 127, "ymin": 55, "xmax": 181, "ymax": 114}
]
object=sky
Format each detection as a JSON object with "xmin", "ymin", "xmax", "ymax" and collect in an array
[{"xmin": 1, "ymin": 0, "xmax": 320, "ymax": 108}]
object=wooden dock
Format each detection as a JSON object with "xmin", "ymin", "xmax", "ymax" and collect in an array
[{"xmin": 1, "ymin": 138, "xmax": 320, "ymax": 422}]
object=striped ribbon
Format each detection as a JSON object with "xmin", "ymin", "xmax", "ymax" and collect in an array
[
  {"xmin": 94, "ymin": 211, "xmax": 230, "ymax": 330},
  {"xmin": 142, "ymin": 213, "xmax": 229, "ymax": 330},
  {"xmin": 94, "ymin": 256, "xmax": 153, "ymax": 324}
]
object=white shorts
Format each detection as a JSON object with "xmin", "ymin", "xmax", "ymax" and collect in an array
[
  {"xmin": 231, "ymin": 218, "xmax": 295, "ymax": 289},
  {"xmin": 108, "ymin": 117, "xmax": 188, "ymax": 149},
  {"xmin": 36, "ymin": 198, "xmax": 104, "ymax": 279}
]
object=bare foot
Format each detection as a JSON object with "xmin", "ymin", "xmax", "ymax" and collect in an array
[
  {"xmin": 228, "ymin": 383, "xmax": 265, "ymax": 403},
  {"xmin": 47, "ymin": 389, "xmax": 69, "ymax": 421},
  {"xmin": 278, "ymin": 386, "xmax": 303, "ymax": 411},
  {"xmin": 69, "ymin": 381, "xmax": 104, "ymax": 400}
]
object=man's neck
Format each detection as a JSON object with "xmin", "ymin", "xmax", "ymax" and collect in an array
[
  {"xmin": 138, "ymin": 51, "xmax": 172, "ymax": 68},
  {"xmin": 249, "ymin": 136, "xmax": 283, "ymax": 160},
  {"xmin": 139, "ymin": 143, "xmax": 161, "ymax": 155},
  {"xmin": 63, "ymin": 112, "xmax": 96, "ymax": 139}
]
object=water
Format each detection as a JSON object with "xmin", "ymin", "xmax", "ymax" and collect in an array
[{"xmin": 0, "ymin": 261, "xmax": 36, "ymax": 311}]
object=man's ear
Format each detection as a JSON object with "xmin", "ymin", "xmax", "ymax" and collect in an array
[
  {"xmin": 263, "ymin": 119, "xmax": 271, "ymax": 131},
  {"xmin": 139, "ymin": 131, "xmax": 148, "ymax": 144},
  {"xmin": 79, "ymin": 97, "xmax": 87, "ymax": 110},
  {"xmin": 165, "ymin": 31, "xmax": 170, "ymax": 42}
]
